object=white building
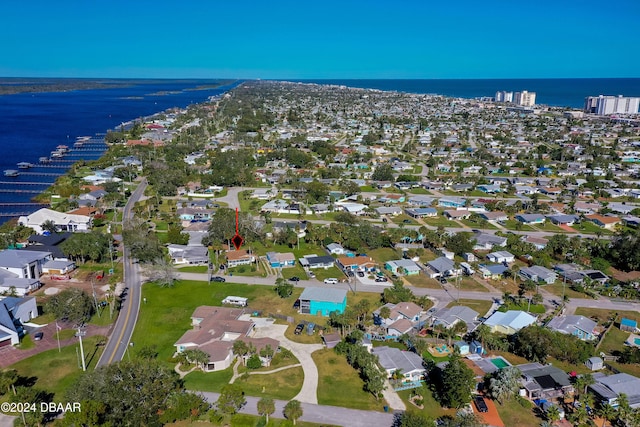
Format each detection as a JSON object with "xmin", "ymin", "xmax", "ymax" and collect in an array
[
  {"xmin": 495, "ymin": 91, "xmax": 513, "ymax": 103},
  {"xmin": 18, "ymin": 208, "xmax": 92, "ymax": 234},
  {"xmin": 584, "ymin": 95, "xmax": 640, "ymax": 115},
  {"xmin": 514, "ymin": 90, "xmax": 536, "ymax": 107}
]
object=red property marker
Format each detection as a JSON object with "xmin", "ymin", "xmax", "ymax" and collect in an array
[{"xmin": 232, "ymin": 208, "xmax": 244, "ymax": 250}]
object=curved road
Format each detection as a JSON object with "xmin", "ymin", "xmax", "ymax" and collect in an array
[{"xmin": 97, "ymin": 179, "xmax": 147, "ymax": 367}]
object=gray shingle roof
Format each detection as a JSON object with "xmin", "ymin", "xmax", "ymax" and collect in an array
[
  {"xmin": 373, "ymin": 346, "xmax": 425, "ymax": 373},
  {"xmin": 299, "ymin": 287, "xmax": 347, "ymax": 304}
]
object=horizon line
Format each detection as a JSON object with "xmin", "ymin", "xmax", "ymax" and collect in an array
[{"xmin": 2, "ymin": 76, "xmax": 640, "ymax": 81}]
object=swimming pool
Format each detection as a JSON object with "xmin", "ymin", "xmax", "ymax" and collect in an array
[
  {"xmin": 634, "ymin": 338, "xmax": 640, "ymax": 346},
  {"xmin": 490, "ymin": 357, "xmax": 509, "ymax": 369}
]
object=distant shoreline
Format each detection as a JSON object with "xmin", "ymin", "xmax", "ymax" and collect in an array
[{"xmin": 0, "ymin": 78, "xmax": 235, "ymax": 96}]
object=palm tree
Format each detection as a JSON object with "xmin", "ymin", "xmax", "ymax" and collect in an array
[
  {"xmin": 546, "ymin": 405, "xmax": 561, "ymax": 424},
  {"xmin": 284, "ymin": 399, "xmax": 303, "ymax": 425},
  {"xmin": 574, "ymin": 373, "xmax": 595, "ymax": 399},
  {"xmin": 257, "ymin": 397, "xmax": 275, "ymax": 424},
  {"xmin": 597, "ymin": 403, "xmax": 616, "ymax": 427}
]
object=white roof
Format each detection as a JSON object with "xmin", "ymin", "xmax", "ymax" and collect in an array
[
  {"xmin": 484, "ymin": 310, "xmax": 536, "ymax": 331},
  {"xmin": 20, "ymin": 208, "xmax": 91, "ymax": 226}
]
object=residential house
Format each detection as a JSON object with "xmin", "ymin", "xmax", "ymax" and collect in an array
[
  {"xmin": 486, "ymin": 251, "xmax": 515, "ymax": 264},
  {"xmin": 518, "ymin": 362, "xmax": 573, "ymax": 400},
  {"xmin": 519, "ymin": 265, "xmax": 557, "ymax": 284},
  {"xmin": 586, "ymin": 214, "xmax": 621, "ymax": 230},
  {"xmin": 405, "ymin": 207, "xmax": 438, "ymax": 218},
  {"xmin": 589, "ymin": 373, "xmax": 640, "ymax": 408},
  {"xmin": 23, "ymin": 232, "xmax": 72, "ymax": 260},
  {"xmin": 407, "ymin": 195, "xmax": 434, "ymax": 207},
  {"xmin": 524, "ymin": 235, "xmax": 548, "ymax": 250},
  {"xmin": 477, "ymin": 184, "xmax": 502, "ymax": 193},
  {"xmin": 515, "ymin": 214, "xmax": 546, "ymax": 224},
  {"xmin": 373, "ymin": 346, "xmax": 426, "ymax": 382},
  {"xmin": 378, "ymin": 194, "xmax": 405, "ymax": 204},
  {"xmin": 546, "ymin": 315, "xmax": 598, "ymax": 341},
  {"xmin": 426, "ymin": 257, "xmax": 456, "ymax": 278},
  {"xmin": 177, "ymin": 208, "xmax": 214, "ymax": 222},
  {"xmin": 266, "ymin": 252, "xmax": 296, "ymax": 268},
  {"xmin": 298, "ymin": 287, "xmax": 347, "ymax": 316},
  {"xmin": 479, "ymin": 211, "xmax": 509, "ymax": 222},
  {"xmin": 547, "ymin": 214, "xmax": 579, "ymax": 226},
  {"xmin": 167, "ymin": 245, "xmax": 209, "ymax": 265},
  {"xmin": 0, "ymin": 250, "xmax": 51, "ymax": 280},
  {"xmin": 0, "ymin": 296, "xmax": 38, "ymax": 347},
  {"xmin": 42, "ymin": 260, "xmax": 76, "ymax": 276},
  {"xmin": 484, "ymin": 310, "xmax": 537, "ymax": 335},
  {"xmin": 438, "ymin": 198, "xmax": 466, "ymax": 208},
  {"xmin": 18, "ymin": 208, "xmax": 92, "ymax": 234},
  {"xmin": 444, "ymin": 210, "xmax": 471, "ymax": 220},
  {"xmin": 431, "ymin": 306, "xmax": 479, "ymax": 331},
  {"xmin": 226, "ymin": 250, "xmax": 255, "ymax": 268},
  {"xmin": 473, "ymin": 233, "xmax": 507, "ymax": 251},
  {"xmin": 621, "ymin": 318, "xmax": 638, "ymax": 333},
  {"xmin": 478, "ymin": 264, "xmax": 508, "ymax": 279},
  {"xmin": 326, "ymin": 243, "xmax": 346, "ymax": 255},
  {"xmin": 385, "ymin": 259, "xmax": 421, "ymax": 276},
  {"xmin": 251, "ymin": 188, "xmax": 276, "ymax": 200},
  {"xmin": 336, "ymin": 255, "xmax": 376, "ymax": 272},
  {"xmin": 374, "ymin": 301, "xmax": 424, "ymax": 335},
  {"xmin": 337, "ymin": 202, "xmax": 367, "ymax": 215},
  {"xmin": 299, "ymin": 255, "xmax": 335, "ymax": 270},
  {"xmin": 376, "ymin": 206, "xmax": 403, "ymax": 216},
  {"xmin": 174, "ymin": 306, "xmax": 264, "ymax": 372}
]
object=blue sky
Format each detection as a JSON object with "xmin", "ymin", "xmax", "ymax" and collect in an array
[{"xmin": 2, "ymin": 0, "xmax": 639, "ymax": 79}]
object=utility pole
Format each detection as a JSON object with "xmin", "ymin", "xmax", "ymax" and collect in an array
[{"xmin": 76, "ymin": 327, "xmax": 86, "ymax": 371}]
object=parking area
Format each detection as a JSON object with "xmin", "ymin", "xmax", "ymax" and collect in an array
[{"xmin": 475, "ymin": 395, "xmax": 504, "ymax": 427}]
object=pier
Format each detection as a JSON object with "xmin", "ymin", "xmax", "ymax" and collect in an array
[
  {"xmin": 0, "ymin": 181, "xmax": 52, "ymax": 186},
  {"xmin": 19, "ymin": 172, "xmax": 65, "ymax": 177}
]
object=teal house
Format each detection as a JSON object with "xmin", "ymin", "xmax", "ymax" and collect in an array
[{"xmin": 299, "ymin": 287, "xmax": 347, "ymax": 317}]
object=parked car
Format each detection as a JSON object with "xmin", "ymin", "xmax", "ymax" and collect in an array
[
  {"xmin": 439, "ymin": 276, "xmax": 448, "ymax": 284},
  {"xmin": 357, "ymin": 271, "xmax": 365, "ymax": 278},
  {"xmin": 33, "ymin": 332, "xmax": 44, "ymax": 341},
  {"xmin": 323, "ymin": 278, "xmax": 338, "ymax": 284},
  {"xmin": 308, "ymin": 272, "xmax": 316, "ymax": 278},
  {"xmin": 294, "ymin": 323, "xmax": 304, "ymax": 335},
  {"xmin": 347, "ymin": 271, "xmax": 355, "ymax": 277},
  {"xmin": 474, "ymin": 396, "xmax": 488, "ymax": 413},
  {"xmin": 289, "ymin": 276, "xmax": 300, "ymax": 282},
  {"xmin": 211, "ymin": 276, "xmax": 226, "ymax": 282},
  {"xmin": 375, "ymin": 277, "xmax": 388, "ymax": 282}
]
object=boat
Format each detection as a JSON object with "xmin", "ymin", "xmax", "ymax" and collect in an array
[
  {"xmin": 17, "ymin": 162, "xmax": 32, "ymax": 169},
  {"xmin": 39, "ymin": 156, "xmax": 50, "ymax": 163},
  {"xmin": 51, "ymin": 150, "xmax": 64, "ymax": 158},
  {"xmin": 74, "ymin": 136, "xmax": 91, "ymax": 148},
  {"xmin": 56, "ymin": 145, "xmax": 69, "ymax": 153},
  {"xmin": 4, "ymin": 170, "xmax": 19, "ymax": 177}
]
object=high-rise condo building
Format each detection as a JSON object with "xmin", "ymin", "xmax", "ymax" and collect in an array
[
  {"xmin": 514, "ymin": 90, "xmax": 536, "ymax": 107},
  {"xmin": 584, "ymin": 95, "xmax": 640, "ymax": 115},
  {"xmin": 495, "ymin": 91, "xmax": 513, "ymax": 102}
]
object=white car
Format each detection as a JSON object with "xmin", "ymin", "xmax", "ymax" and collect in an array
[{"xmin": 323, "ymin": 278, "xmax": 339, "ymax": 284}]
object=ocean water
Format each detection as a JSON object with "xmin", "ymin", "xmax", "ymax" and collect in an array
[
  {"xmin": 286, "ymin": 78, "xmax": 640, "ymax": 108},
  {"xmin": 0, "ymin": 80, "xmax": 238, "ymax": 219}
]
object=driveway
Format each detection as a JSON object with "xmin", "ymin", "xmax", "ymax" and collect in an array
[{"xmin": 250, "ymin": 320, "xmax": 323, "ymax": 404}]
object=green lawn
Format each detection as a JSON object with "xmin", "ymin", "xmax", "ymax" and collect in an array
[
  {"xmin": 397, "ymin": 387, "xmax": 455, "ymax": 420},
  {"xmin": 458, "ymin": 277, "xmax": 489, "ymax": 292},
  {"xmin": 227, "ymin": 262, "xmax": 267, "ymax": 277},
  {"xmin": 359, "ymin": 185, "xmax": 377, "ymax": 192},
  {"xmin": 183, "ymin": 367, "xmax": 234, "ymax": 392},
  {"xmin": 311, "ymin": 266, "xmax": 345, "ymax": 281},
  {"xmin": 459, "ymin": 219, "xmax": 497, "ymax": 229},
  {"xmin": 446, "ymin": 298, "xmax": 493, "ymax": 317},
  {"xmin": 531, "ymin": 222, "xmax": 567, "ymax": 233},
  {"xmin": 408, "ymin": 187, "xmax": 431, "ymax": 195},
  {"xmin": 423, "ymin": 216, "xmax": 457, "ymax": 228},
  {"xmin": 499, "ymin": 300, "xmax": 545, "ymax": 314},
  {"xmin": 176, "ymin": 265, "xmax": 208, "ymax": 273},
  {"xmin": 312, "ymin": 348, "xmax": 386, "ymax": 411},
  {"xmin": 368, "ymin": 247, "xmax": 401, "ymax": 264},
  {"xmin": 502, "ymin": 220, "xmax": 534, "ymax": 231},
  {"xmin": 496, "ymin": 399, "xmax": 540, "ymax": 427},
  {"xmin": 543, "ymin": 282, "xmax": 588, "ymax": 299},
  {"xmin": 390, "ymin": 214, "xmax": 417, "ymax": 225},
  {"xmin": 405, "ymin": 274, "xmax": 441, "ymax": 289},
  {"xmin": 571, "ymin": 221, "xmax": 612, "ymax": 234},
  {"xmin": 575, "ymin": 308, "xmax": 640, "ymax": 357},
  {"xmin": 233, "ymin": 365, "xmax": 304, "ymax": 400},
  {"xmin": 10, "ymin": 335, "xmax": 106, "ymax": 399}
]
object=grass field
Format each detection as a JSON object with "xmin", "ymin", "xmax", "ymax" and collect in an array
[
  {"xmin": 458, "ymin": 277, "xmax": 489, "ymax": 292},
  {"xmin": 183, "ymin": 368, "xmax": 234, "ymax": 392},
  {"xmin": 502, "ymin": 220, "xmax": 534, "ymax": 231},
  {"xmin": 405, "ymin": 274, "xmax": 441, "ymax": 289},
  {"xmin": 423, "ymin": 216, "xmax": 456, "ymax": 228},
  {"xmin": 234, "ymin": 365, "xmax": 303, "ymax": 400},
  {"xmin": 543, "ymin": 281, "xmax": 588, "ymax": 299},
  {"xmin": 496, "ymin": 399, "xmax": 540, "ymax": 427},
  {"xmin": 176, "ymin": 265, "xmax": 208, "ymax": 273},
  {"xmin": 310, "ymin": 266, "xmax": 344, "ymax": 281},
  {"xmin": 390, "ymin": 214, "xmax": 417, "ymax": 225},
  {"xmin": 312, "ymin": 348, "xmax": 386, "ymax": 411},
  {"xmin": 9, "ymin": 335, "xmax": 106, "ymax": 400},
  {"xmin": 368, "ymin": 247, "xmax": 401, "ymax": 264},
  {"xmin": 398, "ymin": 387, "xmax": 456, "ymax": 420},
  {"xmin": 459, "ymin": 219, "xmax": 498, "ymax": 230},
  {"xmin": 446, "ymin": 299, "xmax": 493, "ymax": 317},
  {"xmin": 409, "ymin": 188, "xmax": 431, "ymax": 195},
  {"xmin": 571, "ymin": 221, "xmax": 612, "ymax": 234},
  {"xmin": 575, "ymin": 308, "xmax": 640, "ymax": 358}
]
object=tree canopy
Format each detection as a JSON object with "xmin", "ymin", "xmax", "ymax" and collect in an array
[{"xmin": 45, "ymin": 288, "xmax": 95, "ymax": 325}]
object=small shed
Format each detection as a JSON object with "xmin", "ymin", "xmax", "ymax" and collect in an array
[
  {"xmin": 621, "ymin": 317, "xmax": 638, "ymax": 333},
  {"xmin": 322, "ymin": 332, "xmax": 341, "ymax": 349},
  {"xmin": 470, "ymin": 340, "xmax": 485, "ymax": 355},
  {"xmin": 585, "ymin": 356, "xmax": 604, "ymax": 371}
]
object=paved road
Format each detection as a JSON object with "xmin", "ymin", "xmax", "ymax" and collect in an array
[
  {"xmin": 199, "ymin": 392, "xmax": 396, "ymax": 427},
  {"xmin": 96, "ymin": 179, "xmax": 147, "ymax": 367}
]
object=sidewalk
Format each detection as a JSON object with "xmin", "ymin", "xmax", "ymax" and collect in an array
[{"xmin": 0, "ymin": 322, "xmax": 111, "ymax": 368}]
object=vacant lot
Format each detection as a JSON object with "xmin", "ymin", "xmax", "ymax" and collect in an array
[{"xmin": 446, "ymin": 298, "xmax": 493, "ymax": 317}]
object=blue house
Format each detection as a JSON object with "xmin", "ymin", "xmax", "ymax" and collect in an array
[
  {"xmin": 546, "ymin": 315, "xmax": 598, "ymax": 341},
  {"xmin": 299, "ymin": 287, "xmax": 347, "ymax": 317},
  {"xmin": 266, "ymin": 252, "xmax": 296, "ymax": 268},
  {"xmin": 438, "ymin": 198, "xmax": 465, "ymax": 208},
  {"xmin": 515, "ymin": 214, "xmax": 546, "ymax": 224}
]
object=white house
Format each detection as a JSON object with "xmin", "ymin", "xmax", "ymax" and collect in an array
[
  {"xmin": 18, "ymin": 208, "xmax": 92, "ymax": 234},
  {"xmin": 486, "ymin": 251, "xmax": 515, "ymax": 264}
]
